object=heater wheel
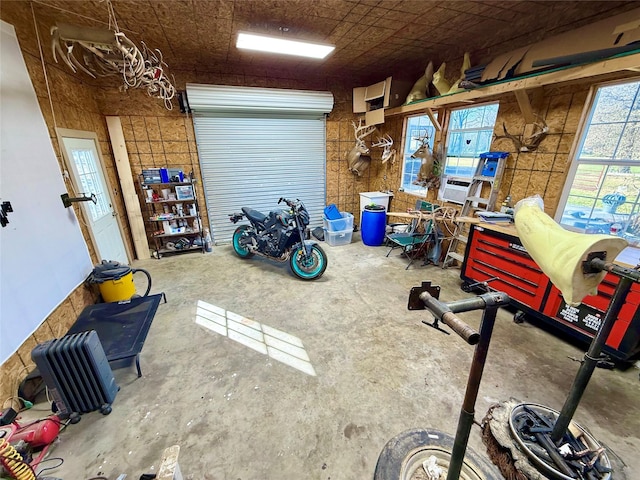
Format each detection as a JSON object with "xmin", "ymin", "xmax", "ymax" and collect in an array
[{"xmin": 374, "ymin": 428, "xmax": 502, "ymax": 480}]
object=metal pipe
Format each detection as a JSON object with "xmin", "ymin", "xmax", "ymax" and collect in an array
[
  {"xmin": 535, "ymin": 432, "xmax": 577, "ymax": 477},
  {"xmin": 550, "ymin": 275, "xmax": 632, "ymax": 443},
  {"xmin": 446, "ymin": 297, "xmax": 502, "ymax": 480}
]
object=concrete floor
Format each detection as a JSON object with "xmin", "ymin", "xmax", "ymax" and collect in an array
[{"xmin": 42, "ymin": 233, "xmax": 639, "ymax": 479}]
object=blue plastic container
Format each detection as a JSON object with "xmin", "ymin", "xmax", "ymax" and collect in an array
[
  {"xmin": 324, "ymin": 204, "xmax": 342, "ymax": 220},
  {"xmin": 481, "ymin": 159, "xmax": 498, "ymax": 177},
  {"xmin": 361, "ymin": 204, "xmax": 386, "ymax": 246}
]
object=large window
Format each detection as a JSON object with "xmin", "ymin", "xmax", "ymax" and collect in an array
[
  {"xmin": 557, "ymin": 79, "xmax": 640, "ymax": 245},
  {"xmin": 400, "ymin": 114, "xmax": 437, "ymax": 196},
  {"xmin": 444, "ymin": 103, "xmax": 499, "ymax": 178}
]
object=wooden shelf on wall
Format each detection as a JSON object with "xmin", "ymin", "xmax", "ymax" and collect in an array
[{"xmin": 385, "ymin": 51, "xmax": 640, "ymax": 117}]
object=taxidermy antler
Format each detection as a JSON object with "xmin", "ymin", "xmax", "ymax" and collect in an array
[
  {"xmin": 348, "ymin": 119, "xmax": 377, "ymax": 176},
  {"xmin": 411, "ymin": 134, "xmax": 442, "ymax": 190},
  {"xmin": 50, "ymin": 1, "xmax": 176, "ymax": 110},
  {"xmin": 372, "ymin": 134, "xmax": 397, "ymax": 165},
  {"xmin": 494, "ymin": 117, "xmax": 549, "ymax": 152}
]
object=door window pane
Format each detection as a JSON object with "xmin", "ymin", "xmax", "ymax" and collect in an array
[{"xmin": 71, "ymin": 149, "xmax": 110, "ymax": 222}]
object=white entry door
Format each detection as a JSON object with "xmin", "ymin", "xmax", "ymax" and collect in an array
[{"xmin": 59, "ymin": 134, "xmax": 128, "ymax": 264}]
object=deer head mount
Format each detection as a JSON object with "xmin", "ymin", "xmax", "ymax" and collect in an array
[
  {"xmin": 411, "ymin": 134, "xmax": 442, "ymax": 190},
  {"xmin": 372, "ymin": 134, "xmax": 397, "ymax": 165},
  {"xmin": 348, "ymin": 119, "xmax": 377, "ymax": 176},
  {"xmin": 494, "ymin": 117, "xmax": 549, "ymax": 152}
]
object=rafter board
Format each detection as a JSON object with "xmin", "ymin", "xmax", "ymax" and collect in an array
[
  {"xmin": 106, "ymin": 116, "xmax": 150, "ymax": 260},
  {"xmin": 385, "ymin": 51, "xmax": 640, "ymax": 117}
]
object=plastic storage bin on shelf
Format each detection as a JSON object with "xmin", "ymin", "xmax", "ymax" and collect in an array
[
  {"xmin": 323, "ymin": 212, "xmax": 354, "ymax": 232},
  {"xmin": 324, "ymin": 228, "xmax": 353, "ymax": 246}
]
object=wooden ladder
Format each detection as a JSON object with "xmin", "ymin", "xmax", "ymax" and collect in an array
[{"xmin": 442, "ymin": 152, "xmax": 509, "ymax": 268}]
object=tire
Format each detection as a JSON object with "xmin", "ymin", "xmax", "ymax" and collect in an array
[
  {"xmin": 461, "ymin": 282, "xmax": 474, "ymax": 293},
  {"xmin": 374, "ymin": 428, "xmax": 502, "ymax": 480},
  {"xmin": 232, "ymin": 225, "xmax": 254, "ymax": 259},
  {"xmin": 289, "ymin": 244, "xmax": 327, "ymax": 280}
]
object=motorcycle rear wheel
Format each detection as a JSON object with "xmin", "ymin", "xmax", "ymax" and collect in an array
[
  {"xmin": 232, "ymin": 225, "xmax": 254, "ymax": 258},
  {"xmin": 289, "ymin": 244, "xmax": 327, "ymax": 280}
]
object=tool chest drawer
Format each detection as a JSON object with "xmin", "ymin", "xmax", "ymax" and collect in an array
[
  {"xmin": 460, "ymin": 222, "xmax": 640, "ymax": 361},
  {"xmin": 543, "ymin": 281, "xmax": 640, "ymax": 352},
  {"xmin": 462, "ymin": 226, "xmax": 550, "ymax": 310}
]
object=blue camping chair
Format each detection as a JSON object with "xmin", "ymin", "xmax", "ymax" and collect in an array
[{"xmin": 385, "ymin": 200, "xmax": 438, "ymax": 270}]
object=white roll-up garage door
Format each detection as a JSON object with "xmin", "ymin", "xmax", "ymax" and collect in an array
[{"xmin": 187, "ymin": 84, "xmax": 333, "ymax": 244}]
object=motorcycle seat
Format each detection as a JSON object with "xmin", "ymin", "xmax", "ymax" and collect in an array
[{"xmin": 242, "ymin": 207, "xmax": 267, "ymax": 225}]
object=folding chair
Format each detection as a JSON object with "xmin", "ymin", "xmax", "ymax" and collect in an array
[{"xmin": 385, "ymin": 201, "xmax": 437, "ymax": 269}]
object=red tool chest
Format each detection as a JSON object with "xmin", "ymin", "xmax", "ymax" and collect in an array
[{"xmin": 461, "ymin": 222, "xmax": 640, "ymax": 361}]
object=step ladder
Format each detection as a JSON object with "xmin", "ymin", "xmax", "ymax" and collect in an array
[{"xmin": 442, "ymin": 152, "xmax": 509, "ymax": 268}]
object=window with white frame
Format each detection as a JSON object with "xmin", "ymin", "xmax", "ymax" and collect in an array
[
  {"xmin": 444, "ymin": 103, "xmax": 499, "ymax": 178},
  {"xmin": 400, "ymin": 114, "xmax": 437, "ymax": 196},
  {"xmin": 556, "ymin": 79, "xmax": 640, "ymax": 245}
]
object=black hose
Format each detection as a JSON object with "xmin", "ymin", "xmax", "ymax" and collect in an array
[{"xmin": 132, "ymin": 268, "xmax": 152, "ymax": 297}]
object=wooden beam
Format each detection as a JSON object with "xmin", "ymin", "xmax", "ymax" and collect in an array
[
  {"xmin": 385, "ymin": 52, "xmax": 640, "ymax": 117},
  {"xmin": 106, "ymin": 116, "xmax": 150, "ymax": 260},
  {"xmin": 513, "ymin": 89, "xmax": 536, "ymax": 124},
  {"xmin": 425, "ymin": 108, "xmax": 441, "ymax": 131}
]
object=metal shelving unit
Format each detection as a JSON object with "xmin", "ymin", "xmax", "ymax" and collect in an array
[{"xmin": 139, "ymin": 175, "xmax": 205, "ymax": 258}]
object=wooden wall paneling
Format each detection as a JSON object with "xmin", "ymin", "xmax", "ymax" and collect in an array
[{"xmin": 106, "ymin": 116, "xmax": 150, "ymax": 260}]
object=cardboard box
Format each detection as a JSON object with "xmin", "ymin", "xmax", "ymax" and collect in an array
[{"xmin": 482, "ymin": 7, "xmax": 640, "ymax": 82}]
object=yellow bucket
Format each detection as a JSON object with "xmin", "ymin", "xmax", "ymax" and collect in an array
[{"xmin": 98, "ymin": 271, "xmax": 136, "ymax": 303}]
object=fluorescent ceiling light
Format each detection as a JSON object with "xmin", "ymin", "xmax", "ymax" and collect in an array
[{"xmin": 236, "ymin": 32, "xmax": 334, "ymax": 59}]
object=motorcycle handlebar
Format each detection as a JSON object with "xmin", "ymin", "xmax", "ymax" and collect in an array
[
  {"xmin": 418, "ymin": 291, "xmax": 480, "ymax": 345},
  {"xmin": 279, "ymin": 197, "xmax": 298, "ymax": 209}
]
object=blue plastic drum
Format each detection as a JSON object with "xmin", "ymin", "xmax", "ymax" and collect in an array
[{"xmin": 361, "ymin": 204, "xmax": 386, "ymax": 246}]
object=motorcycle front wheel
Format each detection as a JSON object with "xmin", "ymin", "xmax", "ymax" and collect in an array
[
  {"xmin": 289, "ymin": 244, "xmax": 327, "ymax": 280},
  {"xmin": 232, "ymin": 225, "xmax": 254, "ymax": 258}
]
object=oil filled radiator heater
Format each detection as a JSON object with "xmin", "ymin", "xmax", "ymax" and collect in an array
[{"xmin": 32, "ymin": 330, "xmax": 118, "ymax": 421}]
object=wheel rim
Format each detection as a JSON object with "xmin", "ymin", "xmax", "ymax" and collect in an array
[
  {"xmin": 233, "ymin": 227, "xmax": 251, "ymax": 257},
  {"xmin": 399, "ymin": 446, "xmax": 489, "ymax": 480},
  {"xmin": 293, "ymin": 246, "xmax": 324, "ymax": 277},
  {"xmin": 508, "ymin": 403, "xmax": 612, "ymax": 480}
]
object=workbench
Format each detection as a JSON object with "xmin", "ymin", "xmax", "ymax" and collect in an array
[{"xmin": 458, "ymin": 217, "xmax": 640, "ymax": 361}]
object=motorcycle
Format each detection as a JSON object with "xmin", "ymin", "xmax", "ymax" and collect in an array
[{"xmin": 229, "ymin": 197, "xmax": 328, "ymax": 281}]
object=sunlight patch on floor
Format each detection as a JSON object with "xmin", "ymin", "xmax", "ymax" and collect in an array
[{"xmin": 195, "ymin": 300, "xmax": 316, "ymax": 376}]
